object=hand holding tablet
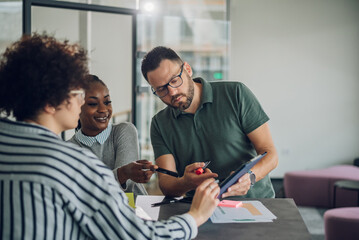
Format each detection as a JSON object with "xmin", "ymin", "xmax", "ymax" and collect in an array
[{"xmin": 218, "ymin": 152, "xmax": 267, "ymax": 199}]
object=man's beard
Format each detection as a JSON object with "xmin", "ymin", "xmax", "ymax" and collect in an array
[{"xmin": 169, "ymin": 80, "xmax": 194, "ymax": 111}]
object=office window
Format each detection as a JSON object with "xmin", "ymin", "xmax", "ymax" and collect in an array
[
  {"xmin": 30, "ymin": 3, "xmax": 134, "ymax": 139},
  {"xmin": 0, "ymin": 0, "xmax": 230, "ymax": 161},
  {"xmin": 136, "ymin": 0, "xmax": 229, "ymax": 161},
  {"xmin": 0, "ymin": 0, "xmax": 22, "ymax": 119},
  {"xmin": 53, "ymin": 0, "xmax": 138, "ymax": 9},
  {"xmin": 0, "ymin": 1, "xmax": 22, "ymax": 58}
]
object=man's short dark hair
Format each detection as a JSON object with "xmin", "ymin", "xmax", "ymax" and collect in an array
[
  {"xmin": 0, "ymin": 33, "xmax": 88, "ymax": 121},
  {"xmin": 141, "ymin": 46, "xmax": 183, "ymax": 81}
]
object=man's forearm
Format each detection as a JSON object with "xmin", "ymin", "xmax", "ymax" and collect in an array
[
  {"xmin": 159, "ymin": 176, "xmax": 194, "ymax": 197},
  {"xmin": 252, "ymin": 149, "xmax": 278, "ymax": 181}
]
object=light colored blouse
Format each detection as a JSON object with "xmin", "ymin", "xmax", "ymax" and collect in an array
[{"xmin": 69, "ymin": 122, "xmax": 147, "ymax": 196}]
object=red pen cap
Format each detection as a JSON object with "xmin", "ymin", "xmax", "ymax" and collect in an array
[
  {"xmin": 195, "ymin": 161, "xmax": 211, "ymax": 175},
  {"xmin": 195, "ymin": 168, "xmax": 204, "ymax": 175}
]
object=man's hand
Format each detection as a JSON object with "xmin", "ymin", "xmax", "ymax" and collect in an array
[
  {"xmin": 118, "ymin": 160, "xmax": 158, "ymax": 184},
  {"xmin": 181, "ymin": 162, "xmax": 218, "ymax": 190},
  {"xmin": 155, "ymin": 154, "xmax": 219, "ymax": 197},
  {"xmin": 221, "ymin": 173, "xmax": 251, "ymax": 198}
]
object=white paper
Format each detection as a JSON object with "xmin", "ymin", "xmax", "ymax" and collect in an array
[
  {"xmin": 135, "ymin": 195, "xmax": 165, "ymax": 220},
  {"xmin": 135, "ymin": 206, "xmax": 153, "ymax": 220},
  {"xmin": 210, "ymin": 200, "xmax": 277, "ymax": 223}
]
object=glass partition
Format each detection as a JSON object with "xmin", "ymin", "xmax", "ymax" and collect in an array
[
  {"xmin": 0, "ymin": 1, "xmax": 22, "ymax": 62},
  {"xmin": 31, "ymin": 4, "xmax": 134, "ymax": 139},
  {"xmin": 0, "ymin": 0, "xmax": 22, "ymax": 119},
  {"xmin": 135, "ymin": 0, "xmax": 229, "ymax": 161},
  {"xmin": 53, "ymin": 0, "xmax": 138, "ymax": 9},
  {"xmin": 1, "ymin": 0, "xmax": 229, "ymax": 161}
]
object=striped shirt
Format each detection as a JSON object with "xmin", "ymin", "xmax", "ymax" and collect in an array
[{"xmin": 0, "ymin": 118, "xmax": 197, "ymax": 239}]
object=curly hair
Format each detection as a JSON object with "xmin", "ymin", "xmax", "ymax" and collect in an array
[
  {"xmin": 0, "ymin": 33, "xmax": 89, "ymax": 121},
  {"xmin": 141, "ymin": 46, "xmax": 183, "ymax": 81}
]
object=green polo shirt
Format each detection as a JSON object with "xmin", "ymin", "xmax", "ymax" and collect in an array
[{"xmin": 151, "ymin": 78, "xmax": 274, "ymax": 198}]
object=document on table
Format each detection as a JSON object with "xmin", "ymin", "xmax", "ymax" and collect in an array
[
  {"xmin": 210, "ymin": 200, "xmax": 277, "ymax": 223},
  {"xmin": 135, "ymin": 195, "xmax": 165, "ymax": 220}
]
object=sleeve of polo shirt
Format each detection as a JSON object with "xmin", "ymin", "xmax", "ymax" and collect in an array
[
  {"xmin": 150, "ymin": 117, "xmax": 171, "ymax": 159},
  {"xmin": 237, "ymin": 82, "xmax": 269, "ymax": 134}
]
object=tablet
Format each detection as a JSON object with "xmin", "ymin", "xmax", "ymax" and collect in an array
[{"xmin": 218, "ymin": 152, "xmax": 267, "ymax": 198}]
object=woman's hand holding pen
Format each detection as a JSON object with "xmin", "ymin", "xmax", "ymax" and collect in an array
[
  {"xmin": 182, "ymin": 162, "xmax": 218, "ymax": 190},
  {"xmin": 188, "ymin": 178, "xmax": 220, "ymax": 226},
  {"xmin": 117, "ymin": 160, "xmax": 158, "ymax": 184}
]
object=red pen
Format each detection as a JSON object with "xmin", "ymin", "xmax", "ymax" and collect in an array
[{"xmin": 195, "ymin": 161, "xmax": 211, "ymax": 175}]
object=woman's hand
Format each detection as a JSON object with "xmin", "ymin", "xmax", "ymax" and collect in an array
[
  {"xmin": 118, "ymin": 160, "xmax": 158, "ymax": 184},
  {"xmin": 187, "ymin": 178, "xmax": 220, "ymax": 226}
]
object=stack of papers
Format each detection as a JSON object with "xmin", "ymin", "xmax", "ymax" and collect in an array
[{"xmin": 210, "ymin": 200, "xmax": 277, "ymax": 223}]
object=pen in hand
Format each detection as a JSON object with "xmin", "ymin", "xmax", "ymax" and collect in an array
[
  {"xmin": 151, "ymin": 196, "xmax": 192, "ymax": 207},
  {"xmin": 142, "ymin": 167, "xmax": 179, "ymax": 178},
  {"xmin": 155, "ymin": 167, "xmax": 179, "ymax": 178},
  {"xmin": 195, "ymin": 161, "xmax": 211, "ymax": 175},
  {"xmin": 151, "ymin": 199, "xmax": 178, "ymax": 207}
]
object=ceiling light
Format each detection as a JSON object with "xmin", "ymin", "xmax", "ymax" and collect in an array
[{"xmin": 144, "ymin": 2, "xmax": 155, "ymax": 12}]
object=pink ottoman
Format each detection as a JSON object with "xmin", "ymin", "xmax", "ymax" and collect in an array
[
  {"xmin": 284, "ymin": 165, "xmax": 359, "ymax": 208},
  {"xmin": 324, "ymin": 207, "xmax": 359, "ymax": 240}
]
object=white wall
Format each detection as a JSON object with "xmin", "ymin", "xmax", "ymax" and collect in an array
[
  {"xmin": 90, "ymin": 12, "xmax": 133, "ymax": 115},
  {"xmin": 230, "ymin": 0, "xmax": 359, "ymax": 177}
]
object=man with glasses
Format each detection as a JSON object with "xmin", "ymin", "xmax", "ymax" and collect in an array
[{"xmin": 141, "ymin": 46, "xmax": 278, "ymax": 198}]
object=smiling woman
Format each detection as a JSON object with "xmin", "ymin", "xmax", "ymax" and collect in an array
[
  {"xmin": 79, "ymin": 75, "xmax": 113, "ymax": 136},
  {"xmin": 68, "ymin": 74, "xmax": 157, "ymax": 196}
]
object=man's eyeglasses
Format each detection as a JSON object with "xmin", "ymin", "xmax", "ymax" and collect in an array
[
  {"xmin": 70, "ymin": 89, "xmax": 85, "ymax": 101},
  {"xmin": 151, "ymin": 63, "xmax": 184, "ymax": 98}
]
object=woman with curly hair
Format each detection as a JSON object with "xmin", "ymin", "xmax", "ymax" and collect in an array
[
  {"xmin": 69, "ymin": 74, "xmax": 156, "ymax": 196},
  {"xmin": 0, "ymin": 34, "xmax": 220, "ymax": 239}
]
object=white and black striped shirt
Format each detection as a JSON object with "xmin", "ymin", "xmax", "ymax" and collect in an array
[{"xmin": 0, "ymin": 118, "xmax": 197, "ymax": 239}]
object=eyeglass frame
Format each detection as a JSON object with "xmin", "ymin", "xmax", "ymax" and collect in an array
[
  {"xmin": 151, "ymin": 63, "xmax": 184, "ymax": 98},
  {"xmin": 69, "ymin": 89, "xmax": 85, "ymax": 101}
]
